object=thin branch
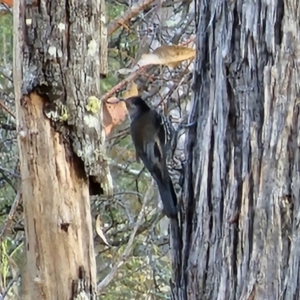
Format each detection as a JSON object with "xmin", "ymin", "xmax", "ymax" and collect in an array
[
  {"xmin": 0, "ymin": 69, "xmax": 13, "ymax": 83},
  {"xmin": 100, "ymin": 67, "xmax": 146, "ymax": 102},
  {"xmin": 0, "ymin": 166, "xmax": 20, "ymax": 178},
  {"xmin": 0, "ymin": 275, "xmax": 20, "ymax": 299},
  {"xmin": 113, "ymin": 163, "xmax": 144, "ymax": 176},
  {"xmin": 108, "ymin": 212, "xmax": 164, "ymax": 247},
  {"xmin": 0, "ymin": 99, "xmax": 15, "ymax": 118},
  {"xmin": 107, "ymin": 0, "xmax": 158, "ymax": 36},
  {"xmin": 97, "ymin": 182, "xmax": 154, "ymax": 292}
]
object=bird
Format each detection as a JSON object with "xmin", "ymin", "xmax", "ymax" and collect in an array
[{"xmin": 122, "ymin": 96, "xmax": 178, "ymax": 219}]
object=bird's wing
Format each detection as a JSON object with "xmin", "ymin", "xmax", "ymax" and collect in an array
[
  {"xmin": 130, "ymin": 111, "xmax": 168, "ymax": 182},
  {"xmin": 139, "ymin": 137, "xmax": 166, "ymax": 182}
]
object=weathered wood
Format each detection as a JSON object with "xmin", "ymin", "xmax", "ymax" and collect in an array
[
  {"xmin": 173, "ymin": 0, "xmax": 300, "ymax": 299},
  {"xmin": 100, "ymin": 0, "xmax": 108, "ymax": 76},
  {"xmin": 72, "ymin": 266, "xmax": 97, "ymax": 299},
  {"xmin": 13, "ymin": 0, "xmax": 108, "ymax": 298},
  {"xmin": 15, "ymin": 92, "xmax": 98, "ymax": 300},
  {"xmin": 14, "ymin": 0, "xmax": 110, "ymax": 194}
]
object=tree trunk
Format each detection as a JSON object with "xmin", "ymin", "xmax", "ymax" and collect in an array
[
  {"xmin": 174, "ymin": 0, "xmax": 300, "ymax": 299},
  {"xmin": 13, "ymin": 0, "xmax": 107, "ymax": 299}
]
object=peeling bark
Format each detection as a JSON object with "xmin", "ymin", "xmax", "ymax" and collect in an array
[
  {"xmin": 13, "ymin": 0, "xmax": 107, "ymax": 298},
  {"xmin": 16, "ymin": 93, "xmax": 97, "ymax": 299},
  {"xmin": 174, "ymin": 0, "xmax": 300, "ymax": 299},
  {"xmin": 14, "ymin": 0, "xmax": 110, "ymax": 195}
]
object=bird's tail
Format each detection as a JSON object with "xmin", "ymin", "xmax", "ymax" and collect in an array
[{"xmin": 157, "ymin": 179, "xmax": 178, "ymax": 219}]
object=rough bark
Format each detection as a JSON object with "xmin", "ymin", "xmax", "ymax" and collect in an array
[
  {"xmin": 100, "ymin": 0, "xmax": 108, "ymax": 76},
  {"xmin": 13, "ymin": 0, "xmax": 107, "ymax": 299},
  {"xmin": 174, "ymin": 0, "xmax": 300, "ymax": 299}
]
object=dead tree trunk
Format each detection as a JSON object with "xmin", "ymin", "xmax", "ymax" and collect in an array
[
  {"xmin": 13, "ymin": 0, "xmax": 107, "ymax": 299},
  {"xmin": 174, "ymin": 0, "xmax": 300, "ymax": 299}
]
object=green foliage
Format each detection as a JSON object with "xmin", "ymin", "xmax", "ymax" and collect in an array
[
  {"xmin": 0, "ymin": 14, "xmax": 13, "ymax": 65},
  {"xmin": 106, "ymin": 3, "xmax": 124, "ymax": 20},
  {"xmin": 0, "ymin": 11, "xmax": 20, "ymax": 299},
  {"xmin": 99, "ymin": 250, "xmax": 171, "ymax": 300},
  {"xmin": 0, "ymin": 10, "xmax": 17, "ymax": 235}
]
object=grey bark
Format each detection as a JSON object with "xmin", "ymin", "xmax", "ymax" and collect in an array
[
  {"xmin": 173, "ymin": 0, "xmax": 300, "ymax": 299},
  {"xmin": 13, "ymin": 0, "xmax": 108, "ymax": 298},
  {"xmin": 15, "ymin": 0, "xmax": 109, "ymax": 194}
]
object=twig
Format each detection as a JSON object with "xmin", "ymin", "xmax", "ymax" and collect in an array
[
  {"xmin": 101, "ymin": 37, "xmax": 195, "ymax": 104},
  {"xmin": 0, "ymin": 2, "xmax": 12, "ymax": 16},
  {"xmin": 107, "ymin": 0, "xmax": 158, "ymax": 36},
  {"xmin": 0, "ymin": 166, "xmax": 20, "ymax": 178},
  {"xmin": 97, "ymin": 182, "xmax": 154, "ymax": 292},
  {"xmin": 108, "ymin": 212, "xmax": 163, "ymax": 247},
  {"xmin": 100, "ymin": 67, "xmax": 146, "ymax": 102},
  {"xmin": 113, "ymin": 163, "xmax": 144, "ymax": 176},
  {"xmin": 0, "ymin": 99, "xmax": 15, "ymax": 118},
  {"xmin": 159, "ymin": 61, "xmax": 193, "ymax": 109},
  {"xmin": 0, "ymin": 275, "xmax": 20, "ymax": 300}
]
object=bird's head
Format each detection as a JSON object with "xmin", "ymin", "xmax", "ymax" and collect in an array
[{"xmin": 122, "ymin": 96, "xmax": 151, "ymax": 119}]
